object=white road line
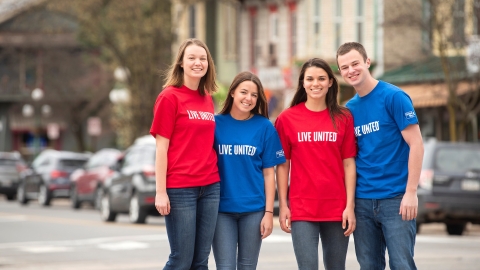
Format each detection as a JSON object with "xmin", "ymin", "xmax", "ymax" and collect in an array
[
  {"xmin": 263, "ymin": 235, "xmax": 291, "ymax": 243},
  {"xmin": 0, "ymin": 215, "xmax": 27, "ymax": 222},
  {"xmin": 0, "ymin": 234, "xmax": 168, "ymax": 249},
  {"xmin": 97, "ymin": 241, "xmax": 150, "ymax": 251},
  {"xmin": 18, "ymin": 246, "xmax": 74, "ymax": 253}
]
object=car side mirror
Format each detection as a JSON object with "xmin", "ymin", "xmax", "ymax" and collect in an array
[
  {"xmin": 109, "ymin": 158, "xmax": 123, "ymax": 172},
  {"xmin": 109, "ymin": 163, "xmax": 119, "ymax": 172}
]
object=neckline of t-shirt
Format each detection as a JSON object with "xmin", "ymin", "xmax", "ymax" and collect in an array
[
  {"xmin": 180, "ymin": 84, "xmax": 199, "ymax": 93},
  {"xmin": 300, "ymin": 102, "xmax": 329, "ymax": 115},
  {"xmin": 358, "ymin": 80, "xmax": 383, "ymax": 100},
  {"xmin": 226, "ymin": 113, "xmax": 257, "ymax": 122}
]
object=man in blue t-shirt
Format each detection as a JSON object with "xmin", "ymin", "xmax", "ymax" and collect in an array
[{"xmin": 337, "ymin": 42, "xmax": 424, "ymax": 270}]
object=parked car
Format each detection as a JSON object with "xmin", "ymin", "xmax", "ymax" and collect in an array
[
  {"xmin": 69, "ymin": 148, "xmax": 122, "ymax": 209},
  {"xmin": 417, "ymin": 139, "xmax": 480, "ymax": 235},
  {"xmin": 100, "ymin": 135, "xmax": 157, "ymax": 224},
  {"xmin": 0, "ymin": 152, "xmax": 27, "ymax": 200},
  {"xmin": 17, "ymin": 150, "xmax": 90, "ymax": 206}
]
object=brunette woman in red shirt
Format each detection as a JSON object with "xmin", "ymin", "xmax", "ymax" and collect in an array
[{"xmin": 275, "ymin": 58, "xmax": 357, "ymax": 270}]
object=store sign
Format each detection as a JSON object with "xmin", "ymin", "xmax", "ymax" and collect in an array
[
  {"xmin": 47, "ymin": 123, "xmax": 60, "ymax": 140},
  {"xmin": 467, "ymin": 35, "xmax": 480, "ymax": 74},
  {"xmin": 257, "ymin": 67, "xmax": 294, "ymax": 90},
  {"xmin": 88, "ymin": 117, "xmax": 102, "ymax": 136}
]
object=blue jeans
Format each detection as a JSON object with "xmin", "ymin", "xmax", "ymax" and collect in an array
[
  {"xmin": 212, "ymin": 211, "xmax": 264, "ymax": 270},
  {"xmin": 163, "ymin": 182, "xmax": 220, "ymax": 270},
  {"xmin": 354, "ymin": 195, "xmax": 417, "ymax": 270},
  {"xmin": 291, "ymin": 221, "xmax": 349, "ymax": 270}
]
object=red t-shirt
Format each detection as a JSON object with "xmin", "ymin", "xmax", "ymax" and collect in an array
[
  {"xmin": 275, "ymin": 102, "xmax": 356, "ymax": 221},
  {"xmin": 150, "ymin": 85, "xmax": 219, "ymax": 188}
]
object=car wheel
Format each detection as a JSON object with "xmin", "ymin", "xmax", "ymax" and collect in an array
[
  {"xmin": 70, "ymin": 185, "xmax": 81, "ymax": 209},
  {"xmin": 129, "ymin": 193, "xmax": 147, "ymax": 224},
  {"xmin": 17, "ymin": 184, "xmax": 29, "ymax": 205},
  {"xmin": 94, "ymin": 187, "xmax": 103, "ymax": 210},
  {"xmin": 100, "ymin": 193, "xmax": 117, "ymax": 222},
  {"xmin": 38, "ymin": 185, "xmax": 51, "ymax": 206},
  {"xmin": 6, "ymin": 193, "xmax": 16, "ymax": 201},
  {"xmin": 446, "ymin": 223, "xmax": 466, "ymax": 236}
]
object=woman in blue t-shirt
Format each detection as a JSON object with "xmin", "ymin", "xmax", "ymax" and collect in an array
[{"xmin": 213, "ymin": 71, "xmax": 286, "ymax": 269}]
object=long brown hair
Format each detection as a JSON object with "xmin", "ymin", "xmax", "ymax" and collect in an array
[
  {"xmin": 290, "ymin": 58, "xmax": 349, "ymax": 130},
  {"xmin": 163, "ymin": 38, "xmax": 217, "ymax": 96},
  {"xmin": 219, "ymin": 71, "xmax": 269, "ymax": 118}
]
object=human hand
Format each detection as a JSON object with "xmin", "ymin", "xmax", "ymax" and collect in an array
[
  {"xmin": 342, "ymin": 206, "xmax": 356, "ymax": 236},
  {"xmin": 260, "ymin": 212, "xmax": 273, "ymax": 239},
  {"xmin": 155, "ymin": 192, "xmax": 170, "ymax": 216},
  {"xmin": 399, "ymin": 191, "xmax": 418, "ymax": 221},
  {"xmin": 279, "ymin": 206, "xmax": 291, "ymax": 233}
]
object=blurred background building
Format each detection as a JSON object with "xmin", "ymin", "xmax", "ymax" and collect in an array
[{"xmin": 0, "ymin": 0, "xmax": 479, "ymax": 160}]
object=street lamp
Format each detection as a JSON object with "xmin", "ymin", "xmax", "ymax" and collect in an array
[
  {"xmin": 109, "ymin": 67, "xmax": 130, "ymax": 104},
  {"xmin": 22, "ymin": 88, "xmax": 49, "ymax": 157}
]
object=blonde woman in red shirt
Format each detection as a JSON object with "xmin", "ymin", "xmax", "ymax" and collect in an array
[{"xmin": 150, "ymin": 38, "xmax": 219, "ymax": 270}]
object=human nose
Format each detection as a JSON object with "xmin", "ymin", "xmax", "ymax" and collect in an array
[{"xmin": 348, "ymin": 65, "xmax": 355, "ymax": 73}]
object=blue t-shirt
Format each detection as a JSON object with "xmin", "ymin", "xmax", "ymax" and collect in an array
[
  {"xmin": 214, "ymin": 114, "xmax": 286, "ymax": 213},
  {"xmin": 346, "ymin": 81, "xmax": 418, "ymax": 199}
]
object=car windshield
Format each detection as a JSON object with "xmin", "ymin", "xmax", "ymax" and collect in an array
[
  {"xmin": 435, "ymin": 147, "xmax": 480, "ymax": 173},
  {"xmin": 0, "ymin": 159, "xmax": 17, "ymax": 166},
  {"xmin": 58, "ymin": 159, "xmax": 87, "ymax": 170},
  {"xmin": 123, "ymin": 147, "xmax": 155, "ymax": 167},
  {"xmin": 104, "ymin": 152, "xmax": 121, "ymax": 166}
]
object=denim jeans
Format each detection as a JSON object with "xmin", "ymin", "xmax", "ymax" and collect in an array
[
  {"xmin": 163, "ymin": 182, "xmax": 220, "ymax": 270},
  {"xmin": 212, "ymin": 211, "xmax": 264, "ymax": 270},
  {"xmin": 291, "ymin": 221, "xmax": 349, "ymax": 270},
  {"xmin": 353, "ymin": 195, "xmax": 417, "ymax": 270}
]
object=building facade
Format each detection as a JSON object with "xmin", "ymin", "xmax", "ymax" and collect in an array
[{"xmin": 0, "ymin": 0, "xmax": 114, "ymax": 157}]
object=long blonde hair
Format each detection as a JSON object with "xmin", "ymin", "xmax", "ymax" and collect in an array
[{"xmin": 163, "ymin": 38, "xmax": 217, "ymax": 95}]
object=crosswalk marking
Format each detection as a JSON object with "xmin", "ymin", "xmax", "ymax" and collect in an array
[
  {"xmin": 19, "ymin": 246, "xmax": 73, "ymax": 253},
  {"xmin": 0, "ymin": 215, "xmax": 27, "ymax": 223},
  {"xmin": 97, "ymin": 241, "xmax": 150, "ymax": 251}
]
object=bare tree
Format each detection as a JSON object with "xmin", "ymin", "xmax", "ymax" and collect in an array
[
  {"xmin": 384, "ymin": 0, "xmax": 480, "ymax": 141},
  {"xmin": 428, "ymin": 0, "xmax": 480, "ymax": 141},
  {"xmin": 48, "ymin": 0, "xmax": 172, "ymax": 148}
]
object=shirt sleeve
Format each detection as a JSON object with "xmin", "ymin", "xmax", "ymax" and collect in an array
[
  {"xmin": 341, "ymin": 112, "xmax": 357, "ymax": 159},
  {"xmin": 274, "ymin": 115, "xmax": 291, "ymax": 160},
  {"xmin": 262, "ymin": 125, "xmax": 287, "ymax": 168},
  {"xmin": 149, "ymin": 94, "xmax": 176, "ymax": 139},
  {"xmin": 389, "ymin": 91, "xmax": 419, "ymax": 131}
]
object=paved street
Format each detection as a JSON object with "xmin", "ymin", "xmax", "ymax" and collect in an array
[{"xmin": 0, "ymin": 197, "xmax": 479, "ymax": 270}]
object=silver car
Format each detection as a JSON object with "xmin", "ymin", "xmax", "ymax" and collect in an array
[{"xmin": 0, "ymin": 152, "xmax": 26, "ymax": 201}]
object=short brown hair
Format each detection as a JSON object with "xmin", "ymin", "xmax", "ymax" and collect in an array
[
  {"xmin": 336, "ymin": 42, "xmax": 368, "ymax": 63},
  {"xmin": 163, "ymin": 38, "xmax": 217, "ymax": 96},
  {"xmin": 219, "ymin": 71, "xmax": 269, "ymax": 118}
]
